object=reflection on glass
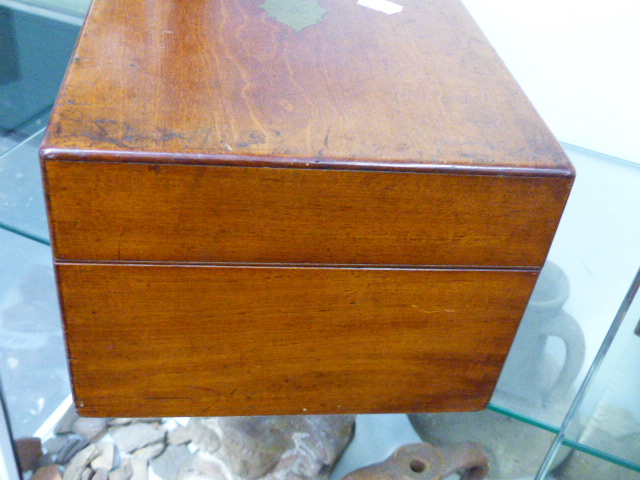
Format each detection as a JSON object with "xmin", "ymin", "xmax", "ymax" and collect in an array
[
  {"xmin": 0, "ymin": 5, "xmax": 79, "ymax": 155},
  {"xmin": 493, "ymin": 262, "xmax": 586, "ymax": 428},
  {"xmin": 549, "ymin": 446, "xmax": 640, "ymax": 480},
  {"xmin": 0, "ymin": 229, "xmax": 70, "ymax": 438},
  {"xmin": 18, "ymin": 0, "xmax": 91, "ymax": 18},
  {"xmin": 0, "ymin": 129, "xmax": 49, "ymax": 242},
  {"xmin": 563, "ymin": 269, "xmax": 640, "ymax": 470}
]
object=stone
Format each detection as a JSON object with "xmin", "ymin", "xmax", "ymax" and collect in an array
[
  {"xmin": 92, "ymin": 469, "xmax": 109, "ymax": 480},
  {"xmin": 33, "ymin": 465, "xmax": 63, "ymax": 480},
  {"xmin": 168, "ymin": 425, "xmax": 192, "ymax": 446},
  {"xmin": 55, "ymin": 407, "xmax": 80, "ymax": 435},
  {"xmin": 219, "ymin": 417, "xmax": 289, "ymax": 479},
  {"xmin": 218, "ymin": 415, "xmax": 355, "ymax": 480},
  {"xmin": 73, "ymin": 418, "xmax": 108, "ymax": 442},
  {"xmin": 81, "ymin": 467, "xmax": 94, "ymax": 480},
  {"xmin": 177, "ymin": 454, "xmax": 225, "ymax": 480},
  {"xmin": 90, "ymin": 442, "xmax": 116, "ymax": 471},
  {"xmin": 36, "ymin": 453, "xmax": 56, "ymax": 470},
  {"xmin": 132, "ymin": 442, "xmax": 165, "ymax": 462},
  {"xmin": 113, "ymin": 418, "xmax": 161, "ymax": 425},
  {"xmin": 56, "ymin": 435, "xmax": 90, "ymax": 465},
  {"xmin": 108, "ymin": 459, "xmax": 133, "ymax": 480},
  {"xmin": 15, "ymin": 437, "xmax": 43, "ymax": 472},
  {"xmin": 108, "ymin": 419, "xmax": 133, "ymax": 427},
  {"xmin": 130, "ymin": 458, "xmax": 149, "ymax": 480},
  {"xmin": 44, "ymin": 435, "xmax": 74, "ymax": 456},
  {"xmin": 111, "ymin": 423, "xmax": 166, "ymax": 454},
  {"xmin": 186, "ymin": 419, "xmax": 220, "ymax": 454},
  {"xmin": 133, "ymin": 418, "xmax": 162, "ymax": 424},
  {"xmin": 150, "ymin": 445, "xmax": 192, "ymax": 480},
  {"xmin": 63, "ymin": 444, "xmax": 99, "ymax": 480}
]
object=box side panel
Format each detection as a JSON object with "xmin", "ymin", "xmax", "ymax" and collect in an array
[
  {"xmin": 44, "ymin": 161, "xmax": 572, "ymax": 268},
  {"xmin": 56, "ymin": 264, "xmax": 537, "ymax": 417}
]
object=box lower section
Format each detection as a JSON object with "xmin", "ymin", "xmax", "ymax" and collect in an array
[{"xmin": 56, "ymin": 263, "xmax": 537, "ymax": 417}]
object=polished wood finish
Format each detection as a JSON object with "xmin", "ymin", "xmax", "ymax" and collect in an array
[
  {"xmin": 42, "ymin": 0, "xmax": 574, "ymax": 415},
  {"xmin": 41, "ymin": 0, "xmax": 572, "ymax": 177},
  {"xmin": 45, "ymin": 160, "xmax": 571, "ymax": 267},
  {"xmin": 58, "ymin": 264, "xmax": 537, "ymax": 417}
]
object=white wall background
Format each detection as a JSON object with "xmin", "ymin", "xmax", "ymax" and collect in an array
[{"xmin": 462, "ymin": 0, "xmax": 640, "ymax": 164}]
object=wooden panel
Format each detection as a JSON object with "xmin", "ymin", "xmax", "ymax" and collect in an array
[
  {"xmin": 45, "ymin": 161, "xmax": 571, "ymax": 267},
  {"xmin": 41, "ymin": 0, "xmax": 572, "ymax": 176},
  {"xmin": 57, "ymin": 264, "xmax": 537, "ymax": 417}
]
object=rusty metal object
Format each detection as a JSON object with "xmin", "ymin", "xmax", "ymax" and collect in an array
[{"xmin": 342, "ymin": 442, "xmax": 489, "ymax": 480}]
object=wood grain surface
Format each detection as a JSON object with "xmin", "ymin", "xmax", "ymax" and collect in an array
[
  {"xmin": 41, "ymin": 0, "xmax": 574, "ymax": 416},
  {"xmin": 41, "ymin": 0, "xmax": 572, "ymax": 176},
  {"xmin": 57, "ymin": 264, "xmax": 537, "ymax": 417},
  {"xmin": 45, "ymin": 160, "xmax": 571, "ymax": 267}
]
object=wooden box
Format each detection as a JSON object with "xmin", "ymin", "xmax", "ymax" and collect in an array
[{"xmin": 41, "ymin": 0, "xmax": 574, "ymax": 417}]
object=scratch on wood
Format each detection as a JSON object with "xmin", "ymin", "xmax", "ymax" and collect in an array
[{"xmin": 411, "ymin": 305, "xmax": 455, "ymax": 315}]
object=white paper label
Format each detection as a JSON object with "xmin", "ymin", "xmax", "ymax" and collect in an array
[{"xmin": 357, "ymin": 0, "xmax": 403, "ymax": 14}]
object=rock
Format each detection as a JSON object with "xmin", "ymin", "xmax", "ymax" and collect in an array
[
  {"xmin": 130, "ymin": 458, "xmax": 148, "ymax": 480},
  {"xmin": 81, "ymin": 467, "xmax": 93, "ymax": 480},
  {"xmin": 73, "ymin": 418, "xmax": 108, "ymax": 442},
  {"xmin": 134, "ymin": 418, "xmax": 162, "ymax": 424},
  {"xmin": 90, "ymin": 442, "xmax": 116, "ymax": 471},
  {"xmin": 92, "ymin": 469, "xmax": 109, "ymax": 480},
  {"xmin": 55, "ymin": 407, "xmax": 80, "ymax": 435},
  {"xmin": 108, "ymin": 459, "xmax": 133, "ymax": 480},
  {"xmin": 132, "ymin": 442, "xmax": 165, "ymax": 462},
  {"xmin": 108, "ymin": 418, "xmax": 161, "ymax": 427},
  {"xmin": 56, "ymin": 435, "xmax": 90, "ymax": 465},
  {"xmin": 63, "ymin": 444, "xmax": 99, "ymax": 480},
  {"xmin": 168, "ymin": 425, "xmax": 192, "ymax": 446},
  {"xmin": 33, "ymin": 465, "xmax": 63, "ymax": 480},
  {"xmin": 108, "ymin": 419, "xmax": 133, "ymax": 427},
  {"xmin": 112, "ymin": 443, "xmax": 122, "ymax": 470},
  {"xmin": 186, "ymin": 420, "xmax": 220, "ymax": 455},
  {"xmin": 220, "ymin": 417, "xmax": 289, "ymax": 479},
  {"xmin": 15, "ymin": 437, "xmax": 43, "ymax": 472},
  {"xmin": 111, "ymin": 423, "xmax": 166, "ymax": 454},
  {"xmin": 44, "ymin": 435, "xmax": 74, "ymax": 456},
  {"xmin": 150, "ymin": 445, "xmax": 192, "ymax": 480},
  {"xmin": 218, "ymin": 415, "xmax": 355, "ymax": 480},
  {"xmin": 177, "ymin": 454, "xmax": 225, "ymax": 480},
  {"xmin": 35, "ymin": 453, "xmax": 56, "ymax": 470}
]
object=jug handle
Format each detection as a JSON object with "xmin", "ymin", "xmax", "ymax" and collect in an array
[{"xmin": 540, "ymin": 310, "xmax": 585, "ymax": 405}]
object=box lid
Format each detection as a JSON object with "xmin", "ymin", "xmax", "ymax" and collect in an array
[{"xmin": 42, "ymin": 0, "xmax": 573, "ymax": 177}]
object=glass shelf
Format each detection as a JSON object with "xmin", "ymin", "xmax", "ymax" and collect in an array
[
  {"xmin": 0, "ymin": 228, "xmax": 71, "ymax": 438},
  {"xmin": 0, "ymin": 3, "xmax": 80, "ymax": 155},
  {"xmin": 0, "ymin": 129, "xmax": 50, "ymax": 244},
  {"xmin": 12, "ymin": 0, "xmax": 91, "ymax": 18},
  {"xmin": 547, "ymin": 444, "xmax": 640, "ymax": 479},
  {"xmin": 489, "ymin": 143, "xmax": 640, "ymax": 434},
  {"xmin": 560, "ymin": 270, "xmax": 640, "ymax": 472}
]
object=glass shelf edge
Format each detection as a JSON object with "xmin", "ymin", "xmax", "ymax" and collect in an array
[
  {"xmin": 0, "ymin": 221, "xmax": 50, "ymax": 246},
  {"xmin": 559, "ymin": 141, "xmax": 640, "ymax": 169},
  {"xmin": 486, "ymin": 403, "xmax": 560, "ymax": 434},
  {"xmin": 561, "ymin": 437, "xmax": 640, "ymax": 473},
  {"xmin": 0, "ymin": 0, "xmax": 85, "ymax": 25}
]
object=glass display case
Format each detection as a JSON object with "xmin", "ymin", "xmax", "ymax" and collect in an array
[{"xmin": 1, "ymin": 1, "xmax": 639, "ymax": 479}]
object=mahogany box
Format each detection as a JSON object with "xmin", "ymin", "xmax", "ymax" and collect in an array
[{"xmin": 41, "ymin": 0, "xmax": 574, "ymax": 417}]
